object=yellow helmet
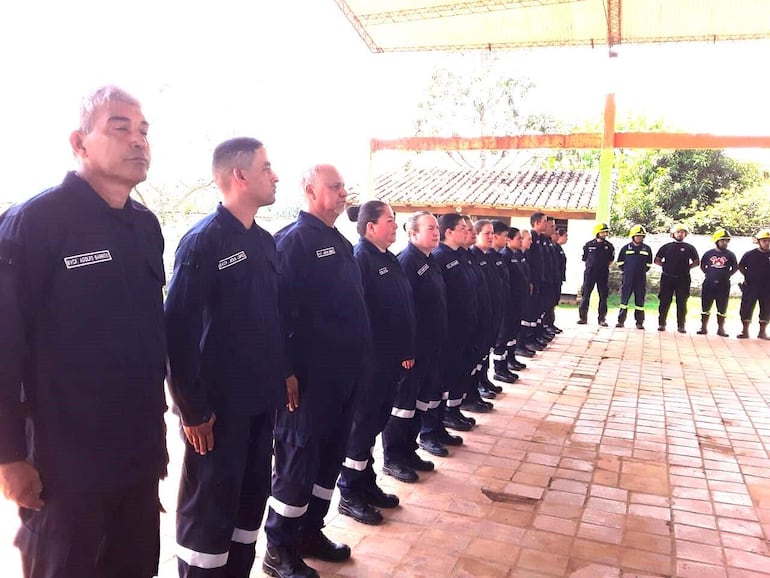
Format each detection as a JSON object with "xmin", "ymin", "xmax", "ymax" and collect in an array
[
  {"xmin": 629, "ymin": 225, "xmax": 647, "ymax": 238},
  {"xmin": 712, "ymin": 229, "xmax": 731, "ymax": 243},
  {"xmin": 670, "ymin": 223, "xmax": 689, "ymax": 235},
  {"xmin": 755, "ymin": 229, "xmax": 770, "ymax": 240},
  {"xmin": 593, "ymin": 222, "xmax": 610, "ymax": 236}
]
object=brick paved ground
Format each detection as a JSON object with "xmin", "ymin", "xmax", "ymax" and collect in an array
[{"xmin": 2, "ymin": 319, "xmax": 769, "ymax": 577}]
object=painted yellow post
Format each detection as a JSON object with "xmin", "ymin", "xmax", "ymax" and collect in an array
[{"xmin": 596, "ymin": 92, "xmax": 616, "ymax": 224}]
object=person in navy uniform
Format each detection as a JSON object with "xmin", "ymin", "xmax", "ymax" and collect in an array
[
  {"xmin": 737, "ymin": 229, "xmax": 770, "ymax": 340},
  {"xmin": 429, "ymin": 214, "xmax": 477, "ymax": 441},
  {"xmin": 524, "ymin": 213, "xmax": 551, "ymax": 349},
  {"xmin": 384, "ymin": 212, "xmax": 448, "ymax": 469},
  {"xmin": 165, "ymin": 138, "xmax": 285, "ymax": 577},
  {"xmin": 577, "ymin": 223, "xmax": 615, "ymax": 327},
  {"xmin": 615, "ymin": 225, "xmax": 653, "ymax": 329},
  {"xmin": 512, "ymin": 229, "xmax": 538, "ymax": 359},
  {"xmin": 337, "ymin": 201, "xmax": 416, "ymax": 522},
  {"xmin": 0, "ymin": 86, "xmax": 167, "ymax": 578},
  {"xmin": 262, "ymin": 164, "xmax": 370, "ymax": 578},
  {"xmin": 697, "ymin": 228, "xmax": 738, "ymax": 336},
  {"xmin": 655, "ymin": 223, "xmax": 699, "ymax": 333}
]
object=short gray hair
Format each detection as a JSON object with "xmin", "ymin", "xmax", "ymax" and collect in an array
[
  {"xmin": 79, "ymin": 85, "xmax": 141, "ymax": 133},
  {"xmin": 404, "ymin": 211, "xmax": 433, "ymax": 235}
]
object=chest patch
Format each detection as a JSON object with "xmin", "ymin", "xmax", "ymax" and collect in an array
[
  {"xmin": 64, "ymin": 249, "xmax": 112, "ymax": 269},
  {"xmin": 446, "ymin": 259, "xmax": 459, "ymax": 270},
  {"xmin": 378, "ymin": 266, "xmax": 389, "ymax": 276},
  {"xmin": 417, "ymin": 264, "xmax": 429, "ymax": 276},
  {"xmin": 316, "ymin": 246, "xmax": 336, "ymax": 258},
  {"xmin": 218, "ymin": 251, "xmax": 247, "ymax": 270}
]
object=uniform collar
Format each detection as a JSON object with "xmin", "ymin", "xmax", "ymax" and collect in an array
[
  {"xmin": 298, "ymin": 210, "xmax": 337, "ymax": 231},
  {"xmin": 360, "ymin": 237, "xmax": 397, "ymax": 261},
  {"xmin": 64, "ymin": 171, "xmax": 138, "ymax": 220},
  {"xmin": 216, "ymin": 203, "xmax": 252, "ymax": 234}
]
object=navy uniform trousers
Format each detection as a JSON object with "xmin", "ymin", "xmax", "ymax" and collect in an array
[
  {"xmin": 578, "ymin": 267, "xmax": 610, "ymax": 321},
  {"xmin": 618, "ymin": 270, "xmax": 647, "ymax": 325},
  {"xmin": 265, "ymin": 373, "xmax": 358, "ymax": 546},
  {"xmin": 176, "ymin": 411, "xmax": 273, "ymax": 577},
  {"xmin": 16, "ymin": 480, "xmax": 160, "ymax": 578},
  {"xmin": 658, "ymin": 273, "xmax": 691, "ymax": 328},
  {"xmin": 338, "ymin": 359, "xmax": 403, "ymax": 496}
]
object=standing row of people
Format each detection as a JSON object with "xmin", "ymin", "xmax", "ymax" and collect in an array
[{"xmin": 579, "ymin": 222, "xmax": 770, "ymax": 338}]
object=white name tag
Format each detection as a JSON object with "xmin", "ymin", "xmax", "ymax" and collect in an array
[
  {"xmin": 316, "ymin": 247, "xmax": 336, "ymax": 258},
  {"xmin": 417, "ymin": 264, "xmax": 429, "ymax": 277},
  {"xmin": 64, "ymin": 250, "xmax": 112, "ymax": 269},
  {"xmin": 446, "ymin": 259, "xmax": 459, "ymax": 270},
  {"xmin": 218, "ymin": 251, "xmax": 247, "ymax": 270},
  {"xmin": 378, "ymin": 266, "xmax": 389, "ymax": 276}
]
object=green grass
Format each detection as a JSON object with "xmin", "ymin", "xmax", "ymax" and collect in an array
[{"xmin": 560, "ymin": 293, "xmax": 743, "ymax": 323}]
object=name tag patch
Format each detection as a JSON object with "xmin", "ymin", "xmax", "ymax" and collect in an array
[
  {"xmin": 378, "ymin": 266, "xmax": 389, "ymax": 276},
  {"xmin": 417, "ymin": 264, "xmax": 429, "ymax": 276},
  {"xmin": 316, "ymin": 247, "xmax": 336, "ymax": 258},
  {"xmin": 218, "ymin": 251, "xmax": 247, "ymax": 270},
  {"xmin": 446, "ymin": 259, "xmax": 459, "ymax": 270},
  {"xmin": 64, "ymin": 250, "xmax": 112, "ymax": 269}
]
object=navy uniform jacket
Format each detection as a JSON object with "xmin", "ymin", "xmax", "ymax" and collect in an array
[
  {"xmin": 0, "ymin": 172, "xmax": 167, "ymax": 492},
  {"xmin": 554, "ymin": 243, "xmax": 567, "ymax": 284},
  {"xmin": 397, "ymin": 243, "xmax": 447, "ymax": 356},
  {"xmin": 700, "ymin": 248, "xmax": 738, "ymax": 285},
  {"xmin": 165, "ymin": 205, "xmax": 286, "ymax": 426},
  {"xmin": 471, "ymin": 246, "xmax": 503, "ymax": 322},
  {"xmin": 526, "ymin": 231, "xmax": 545, "ymax": 290},
  {"xmin": 275, "ymin": 211, "xmax": 370, "ymax": 389},
  {"xmin": 616, "ymin": 242, "xmax": 652, "ymax": 278},
  {"xmin": 502, "ymin": 247, "xmax": 529, "ymax": 312},
  {"xmin": 432, "ymin": 243, "xmax": 477, "ymax": 350},
  {"xmin": 655, "ymin": 241, "xmax": 699, "ymax": 278},
  {"xmin": 739, "ymin": 249, "xmax": 770, "ymax": 293},
  {"xmin": 582, "ymin": 239, "xmax": 615, "ymax": 271},
  {"xmin": 354, "ymin": 238, "xmax": 416, "ymax": 364}
]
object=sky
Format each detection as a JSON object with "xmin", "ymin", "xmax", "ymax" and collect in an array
[{"xmin": 2, "ymin": 0, "xmax": 770, "ymax": 205}]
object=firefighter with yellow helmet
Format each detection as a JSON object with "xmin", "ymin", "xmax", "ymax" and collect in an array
[
  {"xmin": 577, "ymin": 223, "xmax": 615, "ymax": 326},
  {"xmin": 654, "ymin": 223, "xmax": 699, "ymax": 333},
  {"xmin": 615, "ymin": 225, "xmax": 652, "ymax": 329},
  {"xmin": 697, "ymin": 229, "xmax": 738, "ymax": 336},
  {"xmin": 737, "ymin": 229, "xmax": 770, "ymax": 339}
]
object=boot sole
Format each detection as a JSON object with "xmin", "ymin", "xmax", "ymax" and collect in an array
[{"xmin": 338, "ymin": 504, "xmax": 383, "ymax": 525}]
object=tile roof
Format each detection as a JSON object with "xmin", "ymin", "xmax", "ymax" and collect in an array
[{"xmin": 374, "ymin": 166, "xmax": 609, "ymax": 213}]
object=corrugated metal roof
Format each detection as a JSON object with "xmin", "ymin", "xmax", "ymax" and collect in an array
[
  {"xmin": 374, "ymin": 166, "xmax": 605, "ymax": 213},
  {"xmin": 335, "ymin": 0, "xmax": 770, "ymax": 52}
]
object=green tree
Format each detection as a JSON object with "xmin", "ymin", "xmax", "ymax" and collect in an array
[
  {"xmin": 612, "ymin": 149, "xmax": 762, "ymax": 233},
  {"xmin": 413, "ymin": 52, "xmax": 559, "ymax": 168},
  {"xmin": 685, "ymin": 183, "xmax": 770, "ymax": 236}
]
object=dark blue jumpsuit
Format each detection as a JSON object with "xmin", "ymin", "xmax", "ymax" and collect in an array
[
  {"xmin": 700, "ymin": 248, "xmax": 738, "ymax": 318},
  {"xmin": 165, "ymin": 205, "xmax": 286, "ymax": 577},
  {"xmin": 738, "ymin": 249, "xmax": 770, "ymax": 323},
  {"xmin": 523, "ymin": 232, "xmax": 546, "ymax": 341},
  {"xmin": 655, "ymin": 241, "xmax": 699, "ymax": 329},
  {"xmin": 616, "ymin": 241, "xmax": 653, "ymax": 326},
  {"xmin": 385, "ymin": 243, "xmax": 448, "ymax": 449},
  {"xmin": 492, "ymin": 247, "xmax": 514, "ymax": 363},
  {"xmin": 507, "ymin": 248, "xmax": 532, "ymax": 349},
  {"xmin": 265, "ymin": 211, "xmax": 370, "ymax": 547},
  {"xmin": 338, "ymin": 238, "xmax": 415, "ymax": 498},
  {"xmin": 467, "ymin": 246, "xmax": 496, "ymax": 398},
  {"xmin": 431, "ymin": 243, "xmax": 478, "ymax": 410},
  {"xmin": 578, "ymin": 238, "xmax": 615, "ymax": 322},
  {"xmin": 0, "ymin": 172, "xmax": 167, "ymax": 578}
]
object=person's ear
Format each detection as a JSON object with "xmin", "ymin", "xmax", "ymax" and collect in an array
[{"xmin": 69, "ymin": 130, "xmax": 86, "ymax": 157}]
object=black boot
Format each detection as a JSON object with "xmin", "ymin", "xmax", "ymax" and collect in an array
[
  {"xmin": 263, "ymin": 545, "xmax": 319, "ymax": 578},
  {"xmin": 616, "ymin": 308, "xmax": 627, "ymax": 328},
  {"xmin": 492, "ymin": 360, "xmax": 518, "ymax": 384},
  {"xmin": 716, "ymin": 315, "xmax": 728, "ymax": 337},
  {"xmin": 696, "ymin": 313, "xmax": 709, "ymax": 335},
  {"xmin": 737, "ymin": 321, "xmax": 750, "ymax": 339},
  {"xmin": 297, "ymin": 530, "xmax": 350, "ymax": 562},
  {"xmin": 760, "ymin": 321, "xmax": 769, "ymax": 340}
]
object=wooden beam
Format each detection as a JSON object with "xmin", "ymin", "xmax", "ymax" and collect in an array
[{"xmin": 614, "ymin": 133, "xmax": 770, "ymax": 149}]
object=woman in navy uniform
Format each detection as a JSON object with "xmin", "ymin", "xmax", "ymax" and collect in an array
[
  {"xmin": 337, "ymin": 201, "xmax": 416, "ymax": 522},
  {"xmin": 384, "ymin": 212, "xmax": 448, "ymax": 470}
]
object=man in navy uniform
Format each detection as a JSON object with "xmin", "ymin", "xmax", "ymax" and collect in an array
[
  {"xmin": 0, "ymin": 86, "xmax": 167, "ymax": 577},
  {"xmin": 737, "ymin": 229, "xmax": 770, "ymax": 339},
  {"xmin": 577, "ymin": 223, "xmax": 615, "ymax": 327},
  {"xmin": 655, "ymin": 223, "xmax": 699, "ymax": 333},
  {"xmin": 165, "ymin": 137, "xmax": 285, "ymax": 577},
  {"xmin": 262, "ymin": 164, "xmax": 370, "ymax": 578},
  {"xmin": 697, "ymin": 228, "xmax": 738, "ymax": 336}
]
